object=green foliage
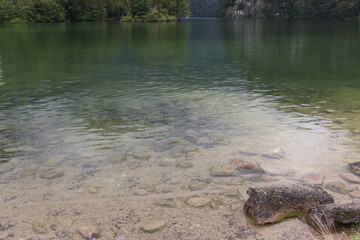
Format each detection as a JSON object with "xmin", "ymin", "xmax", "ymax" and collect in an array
[
  {"xmin": 215, "ymin": 0, "xmax": 235, "ymax": 17},
  {"xmin": 129, "ymin": 0, "xmax": 150, "ymax": 16}
]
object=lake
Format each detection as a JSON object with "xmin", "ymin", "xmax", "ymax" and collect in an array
[{"xmin": 0, "ymin": 19, "xmax": 359, "ymax": 239}]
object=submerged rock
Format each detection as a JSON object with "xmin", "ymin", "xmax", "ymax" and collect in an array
[
  {"xmin": 141, "ymin": 221, "xmax": 166, "ymax": 233},
  {"xmin": 39, "ymin": 169, "xmax": 65, "ymax": 179},
  {"xmin": 306, "ymin": 203, "xmax": 360, "ymax": 231},
  {"xmin": 32, "ymin": 220, "xmax": 48, "ymax": 234},
  {"xmin": 209, "ymin": 165, "xmax": 237, "ymax": 177},
  {"xmin": 175, "ymin": 160, "xmax": 193, "ymax": 169},
  {"xmin": 77, "ymin": 226, "xmax": 102, "ymax": 239},
  {"xmin": 133, "ymin": 152, "xmax": 151, "ymax": 161},
  {"xmin": 340, "ymin": 172, "xmax": 360, "ymax": 184},
  {"xmin": 158, "ymin": 158, "xmax": 177, "ymax": 167},
  {"xmin": 185, "ymin": 197, "xmax": 213, "ymax": 208},
  {"xmin": 261, "ymin": 147, "xmax": 285, "ymax": 159},
  {"xmin": 349, "ymin": 191, "xmax": 360, "ymax": 199},
  {"xmin": 326, "ymin": 182, "xmax": 353, "ymax": 194},
  {"xmin": 189, "ymin": 182, "xmax": 207, "ymax": 191},
  {"xmin": 0, "ymin": 165, "xmax": 15, "ymax": 174},
  {"xmin": 244, "ymin": 183, "xmax": 334, "ymax": 225},
  {"xmin": 259, "ymin": 163, "xmax": 293, "ymax": 176},
  {"xmin": 156, "ymin": 200, "xmax": 177, "ymax": 208},
  {"xmin": 349, "ymin": 162, "xmax": 360, "ymax": 176},
  {"xmin": 302, "ymin": 174, "xmax": 325, "ymax": 185}
]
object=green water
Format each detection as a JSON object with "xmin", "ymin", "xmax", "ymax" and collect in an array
[{"xmin": 0, "ymin": 19, "xmax": 359, "ymax": 239}]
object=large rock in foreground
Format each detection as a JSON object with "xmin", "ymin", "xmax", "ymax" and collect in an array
[
  {"xmin": 306, "ymin": 203, "xmax": 360, "ymax": 231},
  {"xmin": 244, "ymin": 183, "xmax": 334, "ymax": 225}
]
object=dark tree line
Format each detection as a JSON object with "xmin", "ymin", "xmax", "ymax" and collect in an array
[
  {"xmin": 216, "ymin": 0, "xmax": 360, "ymax": 19},
  {"xmin": 0, "ymin": 0, "xmax": 189, "ymax": 23},
  {"xmin": 189, "ymin": 0, "xmax": 219, "ymax": 17}
]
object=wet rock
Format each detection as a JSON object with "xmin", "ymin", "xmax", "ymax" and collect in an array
[
  {"xmin": 141, "ymin": 221, "xmax": 166, "ymax": 233},
  {"xmin": 306, "ymin": 203, "xmax": 360, "ymax": 231},
  {"xmin": 77, "ymin": 226, "xmax": 102, "ymax": 239},
  {"xmin": 181, "ymin": 146, "xmax": 199, "ymax": 153},
  {"xmin": 158, "ymin": 158, "xmax": 177, "ymax": 167},
  {"xmin": 261, "ymin": 147, "xmax": 285, "ymax": 159},
  {"xmin": 32, "ymin": 220, "xmax": 48, "ymax": 234},
  {"xmin": 133, "ymin": 152, "xmax": 151, "ymax": 161},
  {"xmin": 259, "ymin": 163, "xmax": 293, "ymax": 176},
  {"xmin": 156, "ymin": 200, "xmax": 177, "ymax": 208},
  {"xmin": 302, "ymin": 174, "xmax": 325, "ymax": 185},
  {"xmin": 39, "ymin": 169, "xmax": 65, "ymax": 179},
  {"xmin": 185, "ymin": 197, "xmax": 212, "ymax": 208},
  {"xmin": 326, "ymin": 182, "xmax": 353, "ymax": 194},
  {"xmin": 175, "ymin": 160, "xmax": 193, "ymax": 169},
  {"xmin": 244, "ymin": 183, "xmax": 334, "ymax": 225},
  {"xmin": 340, "ymin": 172, "xmax": 360, "ymax": 184},
  {"xmin": 189, "ymin": 182, "xmax": 207, "ymax": 191},
  {"xmin": 349, "ymin": 162, "xmax": 360, "ymax": 176},
  {"xmin": 349, "ymin": 191, "xmax": 360, "ymax": 199},
  {"xmin": 209, "ymin": 165, "xmax": 237, "ymax": 177},
  {"xmin": 325, "ymin": 109, "xmax": 335, "ymax": 113}
]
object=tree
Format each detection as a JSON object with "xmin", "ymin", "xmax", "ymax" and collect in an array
[{"xmin": 129, "ymin": 0, "xmax": 150, "ymax": 16}]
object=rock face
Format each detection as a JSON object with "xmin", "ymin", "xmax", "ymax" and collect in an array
[
  {"xmin": 244, "ymin": 183, "xmax": 334, "ymax": 225},
  {"xmin": 306, "ymin": 203, "xmax": 360, "ymax": 230},
  {"xmin": 349, "ymin": 162, "xmax": 360, "ymax": 176}
]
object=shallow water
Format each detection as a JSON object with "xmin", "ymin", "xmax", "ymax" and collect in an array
[{"xmin": 0, "ymin": 19, "xmax": 359, "ymax": 239}]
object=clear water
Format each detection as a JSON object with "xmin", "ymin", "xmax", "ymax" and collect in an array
[{"xmin": 0, "ymin": 19, "xmax": 359, "ymax": 239}]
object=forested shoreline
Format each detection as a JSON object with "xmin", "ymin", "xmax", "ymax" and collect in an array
[
  {"xmin": 0, "ymin": 0, "xmax": 189, "ymax": 23},
  {"xmin": 216, "ymin": 0, "xmax": 360, "ymax": 20}
]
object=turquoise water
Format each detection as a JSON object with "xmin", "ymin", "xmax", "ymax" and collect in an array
[{"xmin": 0, "ymin": 19, "xmax": 359, "ymax": 239}]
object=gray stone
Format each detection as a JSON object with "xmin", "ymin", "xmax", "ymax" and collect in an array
[
  {"xmin": 141, "ymin": 221, "xmax": 166, "ymax": 233},
  {"xmin": 306, "ymin": 203, "xmax": 360, "ymax": 231},
  {"xmin": 39, "ymin": 169, "xmax": 65, "ymax": 179},
  {"xmin": 133, "ymin": 152, "xmax": 151, "ymax": 161},
  {"xmin": 176, "ymin": 160, "xmax": 193, "ymax": 169},
  {"xmin": 326, "ymin": 182, "xmax": 353, "ymax": 194},
  {"xmin": 244, "ymin": 183, "xmax": 334, "ymax": 225},
  {"xmin": 349, "ymin": 162, "xmax": 360, "ymax": 176},
  {"xmin": 340, "ymin": 172, "xmax": 360, "ymax": 184}
]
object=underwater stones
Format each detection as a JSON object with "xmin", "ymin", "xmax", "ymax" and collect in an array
[
  {"xmin": 0, "ymin": 165, "xmax": 15, "ymax": 174},
  {"xmin": 261, "ymin": 147, "xmax": 285, "ymax": 159},
  {"xmin": 141, "ymin": 221, "xmax": 166, "ymax": 233},
  {"xmin": 209, "ymin": 165, "xmax": 237, "ymax": 177},
  {"xmin": 244, "ymin": 183, "xmax": 334, "ymax": 225},
  {"xmin": 77, "ymin": 226, "xmax": 102, "ymax": 239},
  {"xmin": 259, "ymin": 163, "xmax": 293, "ymax": 176},
  {"xmin": 175, "ymin": 160, "xmax": 193, "ymax": 169},
  {"xmin": 302, "ymin": 174, "xmax": 325, "ymax": 185},
  {"xmin": 43, "ymin": 155, "xmax": 65, "ymax": 167},
  {"xmin": 238, "ymin": 149, "xmax": 258, "ymax": 156},
  {"xmin": 324, "ymin": 109, "xmax": 336, "ymax": 113},
  {"xmin": 340, "ymin": 172, "xmax": 360, "ymax": 184},
  {"xmin": 78, "ymin": 151, "xmax": 96, "ymax": 158},
  {"xmin": 306, "ymin": 203, "xmax": 360, "ymax": 231},
  {"xmin": 31, "ymin": 220, "xmax": 48, "ymax": 234},
  {"xmin": 88, "ymin": 186, "xmax": 100, "ymax": 194},
  {"xmin": 109, "ymin": 156, "xmax": 127, "ymax": 164},
  {"xmin": 133, "ymin": 152, "xmax": 151, "ymax": 161},
  {"xmin": 181, "ymin": 145, "xmax": 199, "ymax": 153},
  {"xmin": 158, "ymin": 158, "xmax": 177, "ymax": 167},
  {"xmin": 189, "ymin": 182, "xmax": 207, "ymax": 191},
  {"xmin": 249, "ymin": 174, "xmax": 279, "ymax": 182},
  {"xmin": 349, "ymin": 162, "xmax": 360, "ymax": 176},
  {"xmin": 133, "ymin": 189, "xmax": 147, "ymax": 196},
  {"xmin": 55, "ymin": 217, "xmax": 73, "ymax": 228},
  {"xmin": 349, "ymin": 191, "xmax": 360, "ymax": 199},
  {"xmin": 326, "ymin": 182, "xmax": 353, "ymax": 194},
  {"xmin": 156, "ymin": 200, "xmax": 177, "ymax": 208},
  {"xmin": 185, "ymin": 197, "xmax": 213, "ymax": 208},
  {"xmin": 39, "ymin": 169, "xmax": 65, "ymax": 179}
]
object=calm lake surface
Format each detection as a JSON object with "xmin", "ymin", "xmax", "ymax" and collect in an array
[{"xmin": 0, "ymin": 19, "xmax": 359, "ymax": 239}]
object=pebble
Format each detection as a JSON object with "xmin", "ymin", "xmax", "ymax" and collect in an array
[
  {"xmin": 349, "ymin": 191, "xmax": 360, "ymax": 199},
  {"xmin": 88, "ymin": 186, "xmax": 100, "ymax": 194},
  {"xmin": 261, "ymin": 147, "xmax": 285, "ymax": 159},
  {"xmin": 39, "ymin": 169, "xmax": 65, "ymax": 179},
  {"xmin": 349, "ymin": 162, "xmax": 360, "ymax": 176},
  {"xmin": 324, "ymin": 109, "xmax": 335, "ymax": 113},
  {"xmin": 302, "ymin": 174, "xmax": 325, "ymax": 185},
  {"xmin": 158, "ymin": 158, "xmax": 177, "ymax": 167},
  {"xmin": 340, "ymin": 172, "xmax": 360, "ymax": 184},
  {"xmin": 176, "ymin": 160, "xmax": 193, "ymax": 169},
  {"xmin": 185, "ymin": 197, "xmax": 212, "ymax": 207},
  {"xmin": 326, "ymin": 181, "xmax": 353, "ymax": 194},
  {"xmin": 133, "ymin": 153, "xmax": 151, "ymax": 161},
  {"xmin": 209, "ymin": 165, "xmax": 237, "ymax": 177},
  {"xmin": 55, "ymin": 217, "xmax": 74, "ymax": 227},
  {"xmin": 141, "ymin": 221, "xmax": 166, "ymax": 233},
  {"xmin": 32, "ymin": 220, "xmax": 48, "ymax": 234},
  {"xmin": 156, "ymin": 200, "xmax": 177, "ymax": 208},
  {"xmin": 189, "ymin": 182, "xmax": 207, "ymax": 191},
  {"xmin": 77, "ymin": 226, "xmax": 102, "ymax": 239},
  {"xmin": 133, "ymin": 189, "xmax": 147, "ymax": 196}
]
